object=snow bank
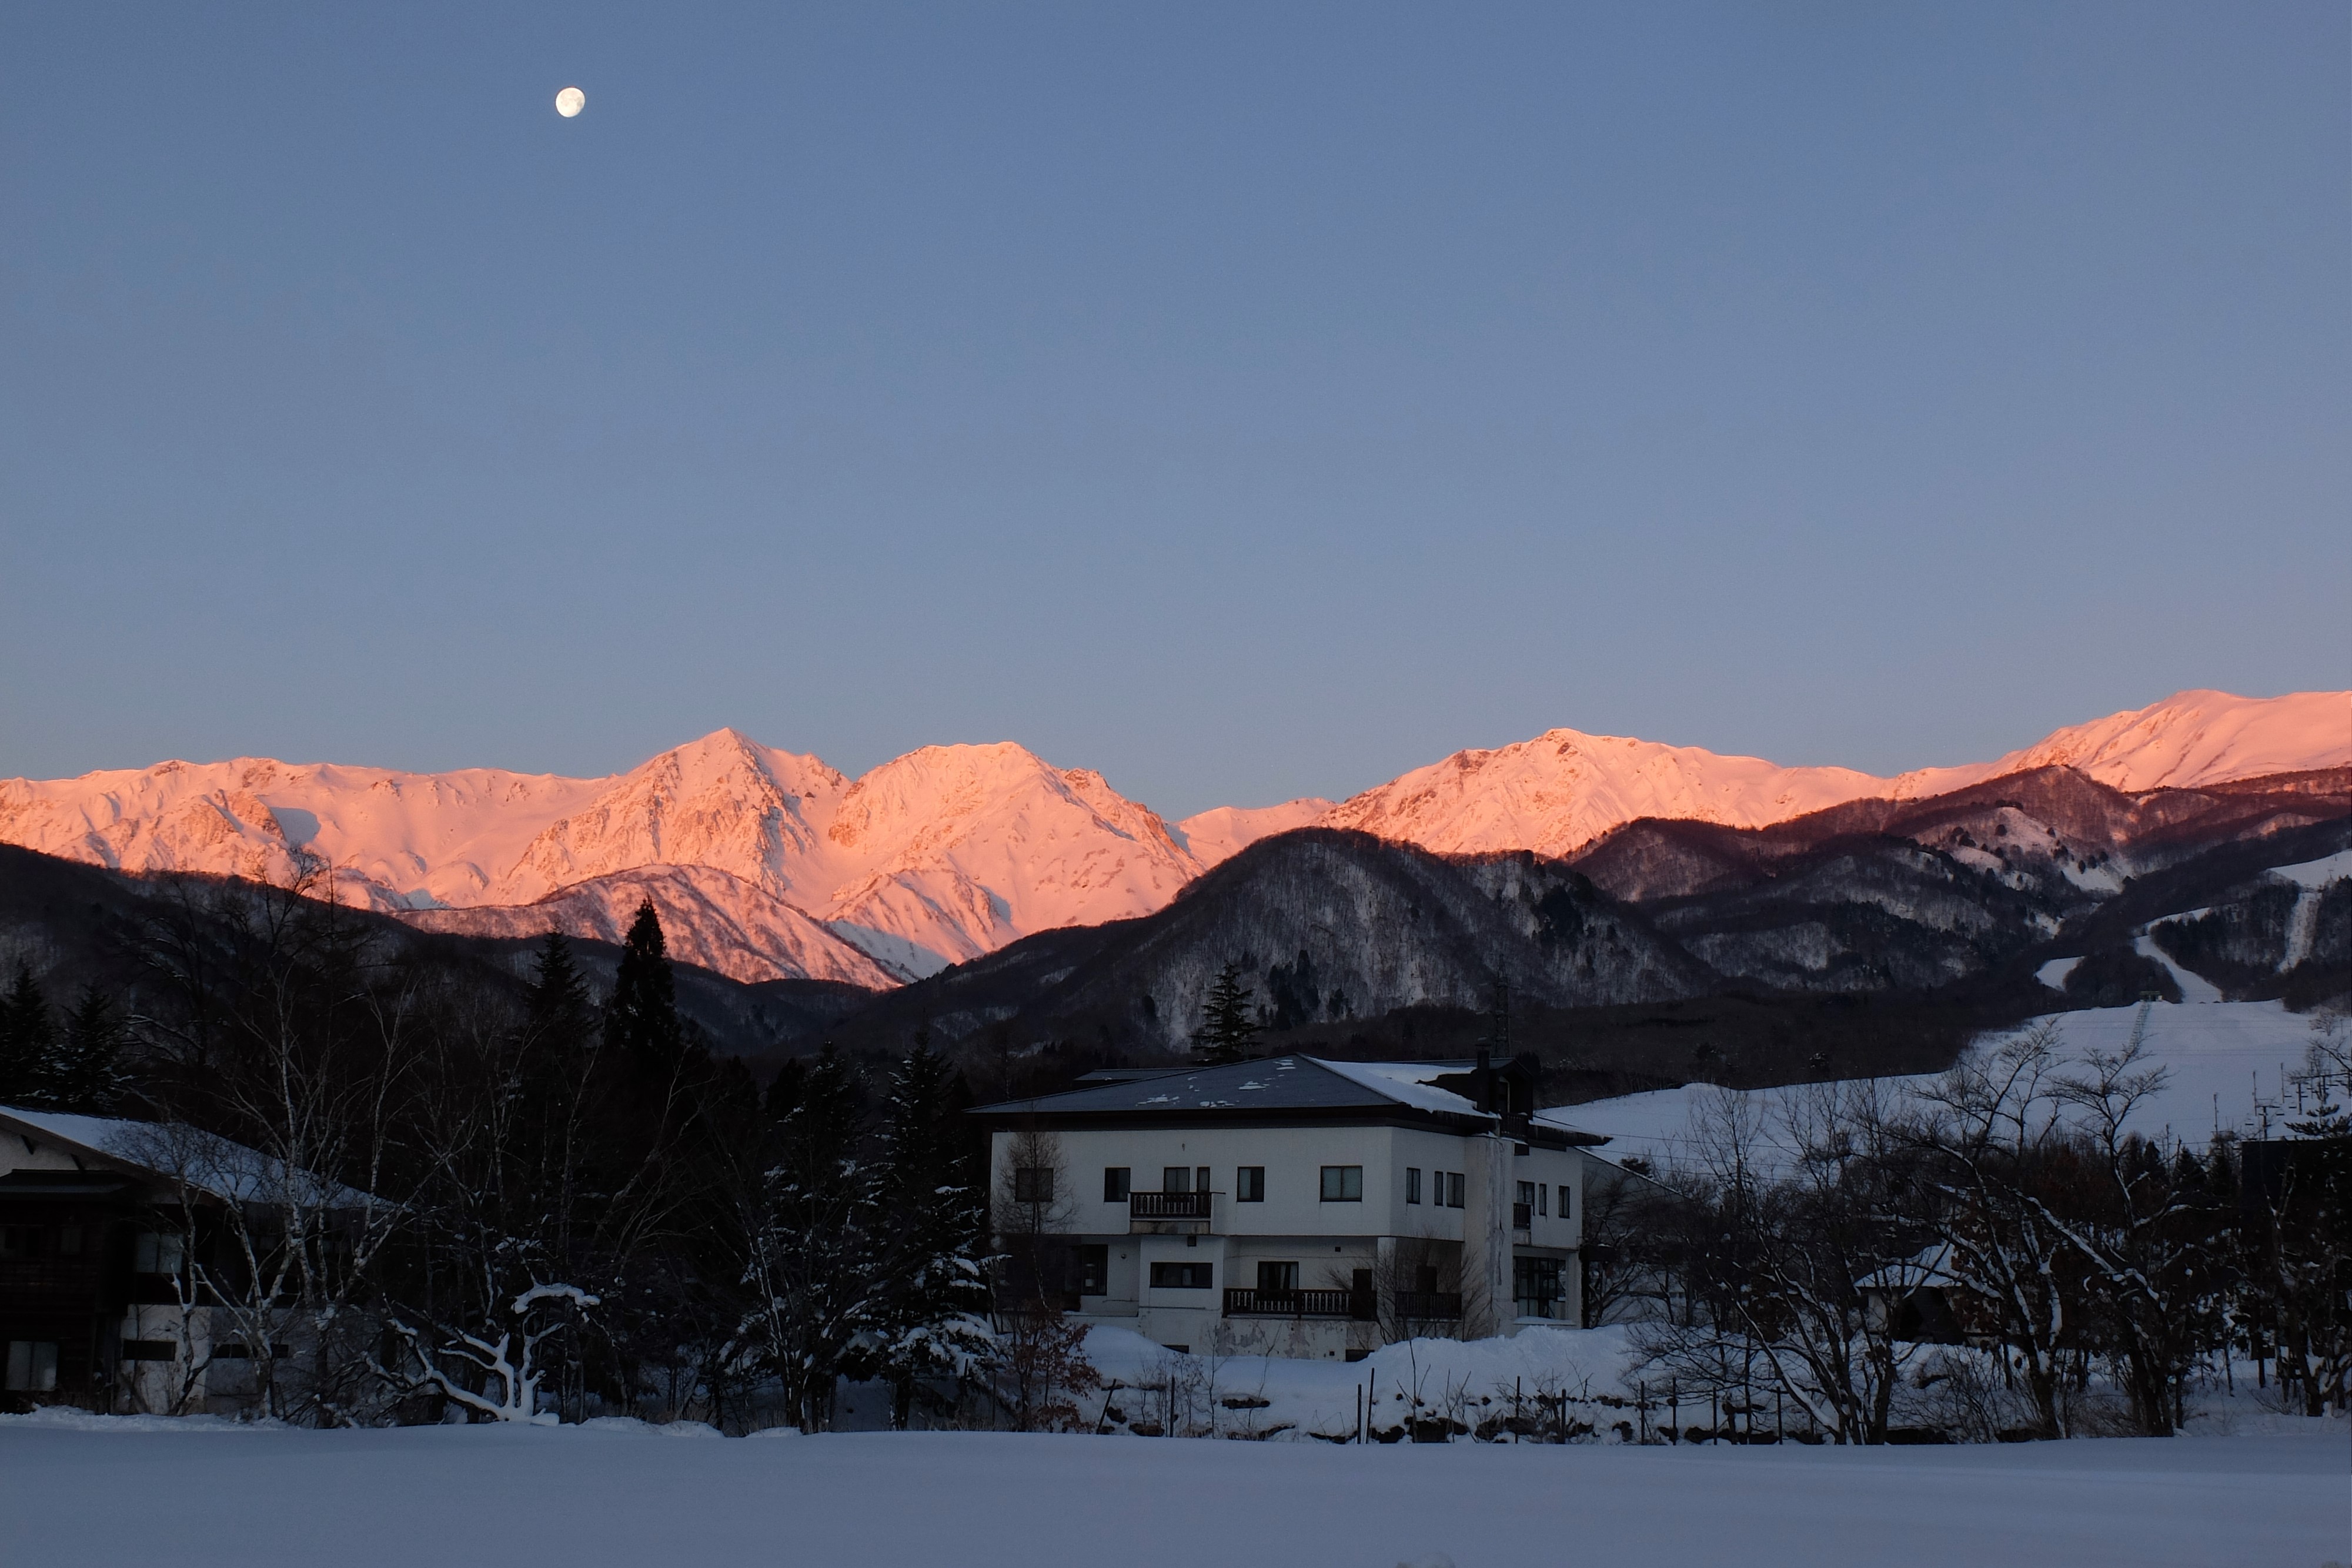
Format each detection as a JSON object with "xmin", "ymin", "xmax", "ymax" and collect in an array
[
  {"xmin": 0, "ymin": 1413, "xmax": 2339, "ymax": 1568},
  {"xmin": 1081, "ymin": 1323, "xmax": 1641, "ymax": 1442},
  {"xmin": 0, "ymin": 1407, "xmax": 287, "ymax": 1435},
  {"xmin": 574, "ymin": 1416, "xmax": 725, "ymax": 1439}
]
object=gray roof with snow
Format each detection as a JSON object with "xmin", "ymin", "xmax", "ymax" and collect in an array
[
  {"xmin": 974, "ymin": 1057, "xmax": 1602, "ymax": 1145},
  {"xmin": 0, "ymin": 1105, "xmax": 377, "ymax": 1209}
]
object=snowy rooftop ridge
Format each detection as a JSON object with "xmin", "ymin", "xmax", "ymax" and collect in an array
[
  {"xmin": 0, "ymin": 1105, "xmax": 373, "ymax": 1208},
  {"xmin": 974, "ymin": 1055, "xmax": 1504, "ymax": 1123},
  {"xmin": 1308, "ymin": 1058, "xmax": 1485, "ymax": 1118}
]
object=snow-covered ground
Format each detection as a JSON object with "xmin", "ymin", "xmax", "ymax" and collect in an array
[
  {"xmin": 1081, "ymin": 1323, "xmax": 1638, "ymax": 1442},
  {"xmin": 0, "ymin": 1410, "xmax": 2338, "ymax": 1568},
  {"xmin": 1553, "ymin": 999, "xmax": 2337, "ymax": 1172}
]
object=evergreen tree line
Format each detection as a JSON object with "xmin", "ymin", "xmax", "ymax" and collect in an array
[
  {"xmin": 0, "ymin": 962, "xmax": 131, "ymax": 1113},
  {"xmin": 1589, "ymin": 1017, "xmax": 2352, "ymax": 1442},
  {"xmin": 14, "ymin": 871, "xmax": 993, "ymax": 1430}
]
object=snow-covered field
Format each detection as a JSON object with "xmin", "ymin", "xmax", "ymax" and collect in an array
[
  {"xmin": 1555, "ymin": 999, "xmax": 2336, "ymax": 1172},
  {"xmin": 0, "ymin": 1412, "xmax": 2339, "ymax": 1568}
]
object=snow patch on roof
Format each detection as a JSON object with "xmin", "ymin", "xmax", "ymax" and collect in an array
[
  {"xmin": 0, "ymin": 1106, "xmax": 370, "ymax": 1206},
  {"xmin": 1308, "ymin": 1059, "xmax": 1485, "ymax": 1118}
]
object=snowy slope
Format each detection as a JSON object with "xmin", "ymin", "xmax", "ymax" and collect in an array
[
  {"xmin": 810, "ymin": 748, "xmax": 1204, "ymax": 975},
  {"xmin": 1952, "ymin": 688, "xmax": 2351, "ymax": 794},
  {"xmin": 1549, "ymin": 999, "xmax": 2336, "ymax": 1171},
  {"xmin": 1320, "ymin": 690, "xmax": 2348, "ymax": 859},
  {"xmin": 2, "ymin": 688, "xmax": 2338, "ymax": 987},
  {"xmin": 475, "ymin": 736, "xmax": 1207, "ymax": 978},
  {"xmin": 0, "ymin": 731, "xmax": 1201, "ymax": 981},
  {"xmin": 1171, "ymin": 798, "xmax": 1335, "ymax": 867},
  {"xmin": 0, "ymin": 757, "xmax": 603, "ymax": 910},
  {"xmin": 2, "ymin": 1415, "xmax": 2337, "ymax": 1568},
  {"xmin": 401, "ymin": 865, "xmax": 902, "ymax": 987},
  {"xmin": 1318, "ymin": 731, "xmax": 1895, "ymax": 858}
]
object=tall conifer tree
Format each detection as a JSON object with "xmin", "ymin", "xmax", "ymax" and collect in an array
[
  {"xmin": 51, "ymin": 985, "xmax": 126, "ymax": 1113},
  {"xmin": 872, "ymin": 1033, "xmax": 992, "ymax": 1424},
  {"xmin": 603, "ymin": 900, "xmax": 684, "ymax": 1074},
  {"xmin": 1191, "ymin": 962, "xmax": 1264, "ymax": 1065},
  {"xmin": 742, "ymin": 1039, "xmax": 877, "ymax": 1430},
  {"xmin": 526, "ymin": 931, "xmax": 596, "ymax": 1053},
  {"xmin": 0, "ymin": 964, "xmax": 58, "ymax": 1105}
]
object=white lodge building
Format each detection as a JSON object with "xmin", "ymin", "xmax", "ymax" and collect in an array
[{"xmin": 975, "ymin": 1053, "xmax": 1600, "ymax": 1360}]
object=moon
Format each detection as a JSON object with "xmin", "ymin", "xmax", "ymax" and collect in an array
[{"xmin": 555, "ymin": 86, "xmax": 585, "ymax": 118}]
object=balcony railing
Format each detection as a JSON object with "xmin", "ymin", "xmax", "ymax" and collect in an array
[
  {"xmin": 1128, "ymin": 1191, "xmax": 1212, "ymax": 1221},
  {"xmin": 1394, "ymin": 1290, "xmax": 1464, "ymax": 1322},
  {"xmin": 1223, "ymin": 1288, "xmax": 1374, "ymax": 1320}
]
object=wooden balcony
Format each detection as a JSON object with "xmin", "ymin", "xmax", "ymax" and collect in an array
[
  {"xmin": 1128, "ymin": 1191, "xmax": 1211, "ymax": 1235},
  {"xmin": 1223, "ymin": 1288, "xmax": 1374, "ymax": 1320}
]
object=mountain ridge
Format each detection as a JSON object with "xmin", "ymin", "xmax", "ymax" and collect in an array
[{"xmin": 2, "ymin": 688, "xmax": 2340, "ymax": 987}]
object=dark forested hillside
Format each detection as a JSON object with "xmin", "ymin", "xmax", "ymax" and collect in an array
[
  {"xmin": 4, "ymin": 757, "xmax": 2343, "ymax": 1108},
  {"xmin": 826, "ymin": 769, "xmax": 2350, "ymax": 1097},
  {"xmin": 0, "ymin": 843, "xmax": 858, "ymax": 1066}
]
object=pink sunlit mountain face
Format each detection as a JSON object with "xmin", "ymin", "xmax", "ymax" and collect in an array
[
  {"xmin": 0, "ymin": 727, "xmax": 1210, "ymax": 985},
  {"xmin": 1, "ymin": 689, "xmax": 2341, "ymax": 988},
  {"xmin": 1309, "ymin": 690, "xmax": 2350, "ymax": 860}
]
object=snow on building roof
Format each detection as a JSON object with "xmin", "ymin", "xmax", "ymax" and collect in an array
[
  {"xmin": 1856, "ymin": 1244, "xmax": 1959, "ymax": 1293},
  {"xmin": 974, "ymin": 1056, "xmax": 1501, "ymax": 1125},
  {"xmin": 0, "ymin": 1105, "xmax": 374, "ymax": 1209},
  {"xmin": 1309, "ymin": 1059, "xmax": 1484, "ymax": 1118}
]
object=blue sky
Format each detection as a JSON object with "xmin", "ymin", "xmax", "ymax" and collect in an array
[{"xmin": 3, "ymin": 4, "xmax": 2344, "ymax": 815}]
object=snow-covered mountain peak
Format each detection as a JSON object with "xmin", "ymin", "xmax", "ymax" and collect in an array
[
  {"xmin": 2, "ymin": 688, "xmax": 2340, "ymax": 989},
  {"xmin": 1315, "ymin": 692, "xmax": 2348, "ymax": 861},
  {"xmin": 824, "ymin": 741, "xmax": 1058, "ymax": 852},
  {"xmin": 1172, "ymin": 799, "xmax": 1339, "ymax": 867},
  {"xmin": 1959, "ymin": 688, "xmax": 2351, "ymax": 794},
  {"xmin": 1317, "ymin": 727, "xmax": 1892, "ymax": 859}
]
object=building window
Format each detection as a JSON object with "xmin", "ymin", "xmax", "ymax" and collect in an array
[
  {"xmin": 119, "ymin": 1340, "xmax": 177, "ymax": 1362},
  {"xmin": 132, "ymin": 1231, "xmax": 184, "ymax": 1275},
  {"xmin": 0, "ymin": 1225, "xmax": 41, "ymax": 1261},
  {"xmin": 1162, "ymin": 1166, "xmax": 1191, "ymax": 1194},
  {"xmin": 1103, "ymin": 1167, "xmax": 1131, "ymax": 1203},
  {"xmin": 1559, "ymin": 1185, "xmax": 1573, "ymax": 1223},
  {"xmin": 1444, "ymin": 1172, "xmax": 1465, "ymax": 1208},
  {"xmin": 1077, "ymin": 1245, "xmax": 1109, "ymax": 1295},
  {"xmin": 1197, "ymin": 1165, "xmax": 1211, "ymax": 1194},
  {"xmin": 1236, "ymin": 1166, "xmax": 1265, "ymax": 1202},
  {"xmin": 58, "ymin": 1225, "xmax": 83, "ymax": 1256},
  {"xmin": 1012, "ymin": 1167, "xmax": 1054, "ymax": 1204},
  {"xmin": 1537, "ymin": 1183, "xmax": 1547, "ymax": 1217},
  {"xmin": 1405, "ymin": 1168, "xmax": 1422, "ymax": 1204},
  {"xmin": 4, "ymin": 1341, "xmax": 58, "ymax": 1393},
  {"xmin": 1514, "ymin": 1256, "xmax": 1565, "ymax": 1320},
  {"xmin": 1517, "ymin": 1180, "xmax": 1536, "ymax": 1208},
  {"xmin": 1319, "ymin": 1165, "xmax": 1364, "ymax": 1202},
  {"xmin": 1256, "ymin": 1261, "xmax": 1299, "ymax": 1293},
  {"xmin": 1150, "ymin": 1262, "xmax": 1213, "ymax": 1290}
]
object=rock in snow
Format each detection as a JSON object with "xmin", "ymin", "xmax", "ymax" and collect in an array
[{"xmin": 1, "ymin": 689, "xmax": 2341, "ymax": 986}]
